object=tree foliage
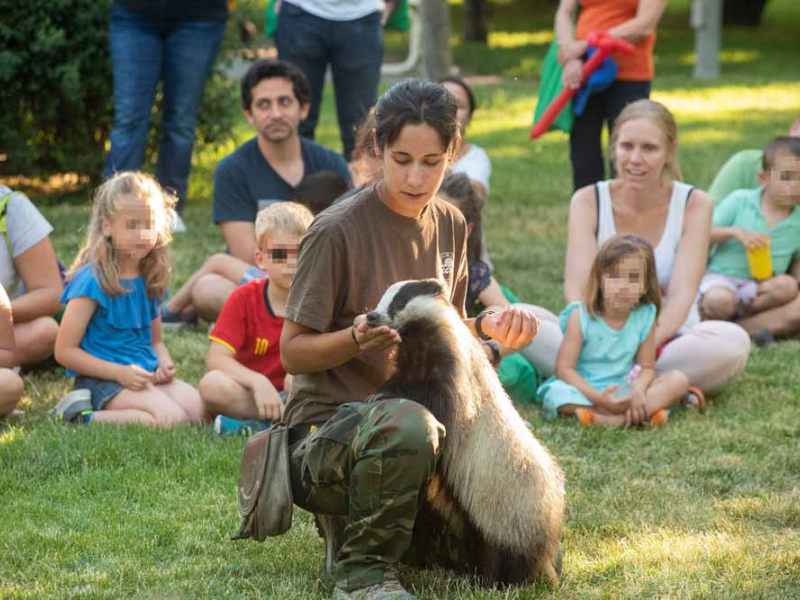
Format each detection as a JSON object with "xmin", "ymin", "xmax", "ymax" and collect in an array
[{"xmin": 0, "ymin": 0, "xmax": 239, "ymax": 181}]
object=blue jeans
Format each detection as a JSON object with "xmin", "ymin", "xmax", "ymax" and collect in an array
[
  {"xmin": 104, "ymin": 8, "xmax": 226, "ymax": 212},
  {"xmin": 275, "ymin": 3, "xmax": 383, "ymax": 160}
]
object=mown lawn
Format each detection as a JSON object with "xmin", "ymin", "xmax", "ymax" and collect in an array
[{"xmin": 2, "ymin": 1, "xmax": 800, "ymax": 598}]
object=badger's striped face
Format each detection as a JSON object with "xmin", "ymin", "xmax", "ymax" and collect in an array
[{"xmin": 367, "ymin": 279, "xmax": 448, "ymax": 329}]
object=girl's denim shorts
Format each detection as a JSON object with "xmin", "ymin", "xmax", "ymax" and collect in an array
[{"xmin": 74, "ymin": 375, "xmax": 124, "ymax": 411}]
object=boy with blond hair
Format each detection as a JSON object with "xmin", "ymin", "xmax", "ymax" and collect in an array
[{"xmin": 199, "ymin": 202, "xmax": 314, "ymax": 434}]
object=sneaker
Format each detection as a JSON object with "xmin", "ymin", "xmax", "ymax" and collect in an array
[
  {"xmin": 212, "ymin": 415, "xmax": 270, "ymax": 436},
  {"xmin": 160, "ymin": 304, "xmax": 197, "ymax": 328},
  {"xmin": 316, "ymin": 514, "xmax": 347, "ymax": 574},
  {"xmin": 333, "ymin": 580, "xmax": 415, "ymax": 600},
  {"xmin": 50, "ymin": 389, "xmax": 93, "ymax": 424}
]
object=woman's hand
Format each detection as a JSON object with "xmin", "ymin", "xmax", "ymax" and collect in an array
[
  {"xmin": 481, "ymin": 306, "xmax": 539, "ymax": 349},
  {"xmin": 353, "ymin": 314, "xmax": 402, "ymax": 354},
  {"xmin": 561, "ymin": 58, "xmax": 584, "ymax": 90},
  {"xmin": 558, "ymin": 40, "xmax": 587, "ymax": 65},
  {"xmin": 116, "ymin": 364, "xmax": 153, "ymax": 390}
]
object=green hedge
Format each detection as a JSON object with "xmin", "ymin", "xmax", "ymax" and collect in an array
[{"xmin": 0, "ymin": 0, "xmax": 240, "ymax": 181}]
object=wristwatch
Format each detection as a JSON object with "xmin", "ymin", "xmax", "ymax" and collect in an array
[{"xmin": 475, "ymin": 310, "xmax": 495, "ymax": 341}]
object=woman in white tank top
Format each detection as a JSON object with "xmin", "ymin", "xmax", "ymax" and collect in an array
[{"xmin": 553, "ymin": 100, "xmax": 750, "ymax": 395}]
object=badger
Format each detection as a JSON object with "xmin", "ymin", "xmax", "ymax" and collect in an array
[{"xmin": 365, "ymin": 278, "xmax": 565, "ymax": 586}]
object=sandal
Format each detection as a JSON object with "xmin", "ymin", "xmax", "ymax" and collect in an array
[
  {"xmin": 575, "ymin": 408, "xmax": 596, "ymax": 427},
  {"xmin": 683, "ymin": 386, "xmax": 706, "ymax": 413},
  {"xmin": 649, "ymin": 409, "xmax": 669, "ymax": 428}
]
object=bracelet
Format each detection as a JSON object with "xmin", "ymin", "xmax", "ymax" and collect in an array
[
  {"xmin": 475, "ymin": 310, "xmax": 495, "ymax": 341},
  {"xmin": 351, "ymin": 325, "xmax": 360, "ymax": 349}
]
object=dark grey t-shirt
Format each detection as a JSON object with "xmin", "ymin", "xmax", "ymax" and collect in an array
[{"xmin": 212, "ymin": 137, "xmax": 350, "ymax": 224}]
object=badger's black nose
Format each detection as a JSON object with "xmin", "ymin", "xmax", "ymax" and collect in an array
[{"xmin": 366, "ymin": 311, "xmax": 381, "ymax": 327}]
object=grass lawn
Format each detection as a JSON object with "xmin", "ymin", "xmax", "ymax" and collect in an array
[{"xmin": 2, "ymin": 1, "xmax": 800, "ymax": 598}]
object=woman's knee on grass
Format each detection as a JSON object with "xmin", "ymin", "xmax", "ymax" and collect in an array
[
  {"xmin": 0, "ymin": 369, "xmax": 24, "ymax": 418},
  {"xmin": 14, "ymin": 316, "xmax": 59, "ymax": 365},
  {"xmin": 763, "ymin": 274, "xmax": 799, "ymax": 306},
  {"xmin": 700, "ymin": 287, "xmax": 737, "ymax": 321}
]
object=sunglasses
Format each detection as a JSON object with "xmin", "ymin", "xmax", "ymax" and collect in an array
[{"xmin": 267, "ymin": 247, "xmax": 298, "ymax": 261}]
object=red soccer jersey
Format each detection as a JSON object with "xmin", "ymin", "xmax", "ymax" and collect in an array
[{"xmin": 209, "ymin": 278, "xmax": 286, "ymax": 391}]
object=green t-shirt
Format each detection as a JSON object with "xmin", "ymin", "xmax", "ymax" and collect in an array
[
  {"xmin": 708, "ymin": 187, "xmax": 800, "ymax": 279},
  {"xmin": 708, "ymin": 149, "xmax": 763, "ymax": 206}
]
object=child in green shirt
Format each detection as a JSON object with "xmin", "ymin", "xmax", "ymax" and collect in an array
[{"xmin": 700, "ymin": 137, "xmax": 800, "ymax": 341}]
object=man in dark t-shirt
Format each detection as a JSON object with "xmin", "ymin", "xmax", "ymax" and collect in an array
[
  {"xmin": 213, "ymin": 59, "xmax": 351, "ymax": 263},
  {"xmin": 184, "ymin": 60, "xmax": 350, "ymax": 322}
]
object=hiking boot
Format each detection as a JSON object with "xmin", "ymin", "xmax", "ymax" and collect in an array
[
  {"xmin": 333, "ymin": 580, "xmax": 415, "ymax": 600},
  {"xmin": 49, "ymin": 389, "xmax": 93, "ymax": 424},
  {"xmin": 316, "ymin": 513, "xmax": 347, "ymax": 575}
]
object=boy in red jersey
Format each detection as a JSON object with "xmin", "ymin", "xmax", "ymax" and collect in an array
[{"xmin": 199, "ymin": 202, "xmax": 314, "ymax": 434}]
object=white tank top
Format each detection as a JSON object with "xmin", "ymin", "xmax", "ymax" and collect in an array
[
  {"xmin": 596, "ymin": 180, "xmax": 694, "ymax": 291},
  {"xmin": 595, "ymin": 179, "xmax": 700, "ymax": 329}
]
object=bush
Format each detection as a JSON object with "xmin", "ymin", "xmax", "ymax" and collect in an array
[{"xmin": 0, "ymin": 0, "xmax": 240, "ymax": 182}]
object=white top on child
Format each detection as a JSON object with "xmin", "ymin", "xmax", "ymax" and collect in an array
[{"xmin": 453, "ymin": 144, "xmax": 492, "ymax": 195}]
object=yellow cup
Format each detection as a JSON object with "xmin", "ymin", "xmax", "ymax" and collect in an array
[{"xmin": 746, "ymin": 242, "xmax": 772, "ymax": 281}]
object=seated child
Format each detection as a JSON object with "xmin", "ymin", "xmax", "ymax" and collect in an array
[
  {"xmin": 198, "ymin": 202, "xmax": 314, "ymax": 435},
  {"xmin": 0, "ymin": 282, "xmax": 24, "ymax": 421},
  {"xmin": 51, "ymin": 172, "xmax": 205, "ymax": 427},
  {"xmin": 0, "ymin": 184, "xmax": 63, "ymax": 366},
  {"xmin": 538, "ymin": 235, "xmax": 689, "ymax": 427},
  {"xmin": 160, "ymin": 172, "xmax": 346, "ymax": 326},
  {"xmin": 709, "ymin": 115, "xmax": 800, "ymax": 205},
  {"xmin": 294, "ymin": 171, "xmax": 351, "ymax": 216},
  {"xmin": 699, "ymin": 136, "xmax": 800, "ymax": 342}
]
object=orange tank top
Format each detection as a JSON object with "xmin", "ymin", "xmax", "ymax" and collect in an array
[{"xmin": 575, "ymin": 0, "xmax": 656, "ymax": 81}]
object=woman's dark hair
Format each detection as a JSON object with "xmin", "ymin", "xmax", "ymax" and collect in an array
[
  {"xmin": 438, "ymin": 75, "xmax": 476, "ymax": 117},
  {"xmin": 374, "ymin": 79, "xmax": 460, "ymax": 152},
  {"xmin": 241, "ymin": 59, "xmax": 311, "ymax": 110},
  {"xmin": 439, "ymin": 172, "xmax": 484, "ymax": 262}
]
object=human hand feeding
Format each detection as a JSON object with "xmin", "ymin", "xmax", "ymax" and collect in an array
[
  {"xmin": 353, "ymin": 313, "xmax": 402, "ymax": 353},
  {"xmin": 478, "ymin": 306, "xmax": 540, "ymax": 349}
]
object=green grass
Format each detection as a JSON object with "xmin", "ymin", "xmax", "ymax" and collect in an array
[{"xmin": 3, "ymin": 1, "xmax": 800, "ymax": 598}]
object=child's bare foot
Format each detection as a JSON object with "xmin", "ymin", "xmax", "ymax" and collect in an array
[{"xmin": 649, "ymin": 409, "xmax": 669, "ymax": 428}]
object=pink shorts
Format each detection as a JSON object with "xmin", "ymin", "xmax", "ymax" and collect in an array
[{"xmin": 699, "ymin": 273, "xmax": 758, "ymax": 315}]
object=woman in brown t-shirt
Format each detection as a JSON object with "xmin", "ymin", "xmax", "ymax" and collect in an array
[{"xmin": 278, "ymin": 79, "xmax": 540, "ymax": 599}]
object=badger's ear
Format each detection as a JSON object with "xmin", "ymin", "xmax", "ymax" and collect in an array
[{"xmin": 419, "ymin": 278, "xmax": 446, "ymax": 297}]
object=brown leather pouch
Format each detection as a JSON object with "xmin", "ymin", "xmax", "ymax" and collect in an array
[{"xmin": 232, "ymin": 423, "xmax": 293, "ymax": 541}]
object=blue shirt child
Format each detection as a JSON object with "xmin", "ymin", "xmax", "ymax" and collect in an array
[
  {"xmin": 60, "ymin": 265, "xmax": 161, "ymax": 378},
  {"xmin": 537, "ymin": 301, "xmax": 657, "ymax": 420}
]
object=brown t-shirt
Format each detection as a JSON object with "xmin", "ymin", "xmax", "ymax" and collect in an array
[{"xmin": 283, "ymin": 185, "xmax": 469, "ymax": 427}]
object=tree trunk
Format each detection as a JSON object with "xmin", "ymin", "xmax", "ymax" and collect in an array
[
  {"xmin": 462, "ymin": 0, "xmax": 488, "ymax": 43},
  {"xmin": 723, "ymin": 0, "xmax": 769, "ymax": 26},
  {"xmin": 421, "ymin": 0, "xmax": 453, "ymax": 79}
]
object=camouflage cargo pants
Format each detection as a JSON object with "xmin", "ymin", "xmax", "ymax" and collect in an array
[{"xmin": 289, "ymin": 398, "xmax": 449, "ymax": 592}]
